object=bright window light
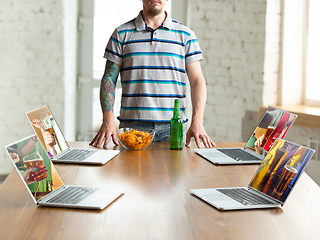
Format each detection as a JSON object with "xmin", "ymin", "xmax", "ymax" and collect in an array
[
  {"xmin": 306, "ymin": 0, "xmax": 320, "ymax": 102},
  {"xmin": 93, "ymin": 0, "xmax": 171, "ymax": 79}
]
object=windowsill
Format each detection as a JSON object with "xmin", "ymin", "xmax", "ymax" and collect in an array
[{"xmin": 259, "ymin": 105, "xmax": 320, "ymax": 129}]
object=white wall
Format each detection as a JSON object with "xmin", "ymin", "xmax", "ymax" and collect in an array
[
  {"xmin": 187, "ymin": 0, "xmax": 267, "ymax": 141},
  {"xmin": 0, "ymin": 0, "xmax": 77, "ymax": 175}
]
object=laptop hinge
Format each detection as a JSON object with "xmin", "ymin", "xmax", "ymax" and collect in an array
[
  {"xmin": 51, "ymin": 148, "xmax": 72, "ymax": 160},
  {"xmin": 244, "ymin": 147, "xmax": 265, "ymax": 159},
  {"xmin": 37, "ymin": 185, "xmax": 67, "ymax": 204}
]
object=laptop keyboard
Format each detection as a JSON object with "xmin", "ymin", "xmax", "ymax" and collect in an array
[
  {"xmin": 57, "ymin": 149, "xmax": 98, "ymax": 161},
  {"xmin": 217, "ymin": 188, "xmax": 274, "ymax": 206},
  {"xmin": 47, "ymin": 186, "xmax": 98, "ymax": 204},
  {"xmin": 217, "ymin": 148, "xmax": 261, "ymax": 161}
]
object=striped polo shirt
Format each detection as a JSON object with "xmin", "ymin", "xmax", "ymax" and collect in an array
[{"xmin": 104, "ymin": 11, "xmax": 203, "ymax": 122}]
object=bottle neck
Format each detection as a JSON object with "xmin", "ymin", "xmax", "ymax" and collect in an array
[{"xmin": 173, "ymin": 100, "xmax": 181, "ymax": 118}]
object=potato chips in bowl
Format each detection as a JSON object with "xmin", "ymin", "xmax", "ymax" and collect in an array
[{"xmin": 117, "ymin": 128, "xmax": 155, "ymax": 150}]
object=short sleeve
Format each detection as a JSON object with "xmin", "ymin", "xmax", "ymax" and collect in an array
[
  {"xmin": 185, "ymin": 30, "xmax": 203, "ymax": 65},
  {"xmin": 103, "ymin": 29, "xmax": 123, "ymax": 66}
]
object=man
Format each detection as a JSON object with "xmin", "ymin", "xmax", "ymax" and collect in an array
[{"xmin": 90, "ymin": 0, "xmax": 214, "ymax": 149}]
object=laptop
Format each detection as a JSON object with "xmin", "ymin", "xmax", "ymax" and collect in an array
[
  {"xmin": 25, "ymin": 105, "xmax": 119, "ymax": 165},
  {"xmin": 194, "ymin": 106, "xmax": 297, "ymax": 164},
  {"xmin": 191, "ymin": 138, "xmax": 315, "ymax": 210},
  {"xmin": 5, "ymin": 135, "xmax": 123, "ymax": 209}
]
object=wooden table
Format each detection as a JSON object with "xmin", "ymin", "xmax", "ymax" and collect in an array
[{"xmin": 0, "ymin": 142, "xmax": 319, "ymax": 240}]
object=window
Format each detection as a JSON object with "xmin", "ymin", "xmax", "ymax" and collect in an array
[
  {"xmin": 305, "ymin": 0, "xmax": 320, "ymax": 105},
  {"xmin": 93, "ymin": 1, "xmax": 145, "ymax": 79},
  {"xmin": 281, "ymin": 0, "xmax": 320, "ymax": 107},
  {"xmin": 92, "ymin": 0, "xmax": 144, "ymax": 132}
]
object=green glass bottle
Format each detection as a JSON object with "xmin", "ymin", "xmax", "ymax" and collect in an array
[{"xmin": 170, "ymin": 99, "xmax": 183, "ymax": 150}]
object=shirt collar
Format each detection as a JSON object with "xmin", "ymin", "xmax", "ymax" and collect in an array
[{"xmin": 135, "ymin": 10, "xmax": 174, "ymax": 31}]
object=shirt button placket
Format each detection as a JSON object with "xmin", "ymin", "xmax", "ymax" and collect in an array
[{"xmin": 154, "ymin": 31, "xmax": 157, "ymax": 44}]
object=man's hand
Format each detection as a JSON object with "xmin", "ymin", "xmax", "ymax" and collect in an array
[
  {"xmin": 185, "ymin": 61, "xmax": 215, "ymax": 149},
  {"xmin": 91, "ymin": 60, "xmax": 120, "ymax": 148},
  {"xmin": 185, "ymin": 120, "xmax": 215, "ymax": 148},
  {"xmin": 89, "ymin": 112, "xmax": 119, "ymax": 148}
]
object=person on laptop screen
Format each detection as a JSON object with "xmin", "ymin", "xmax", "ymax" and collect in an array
[
  {"xmin": 28, "ymin": 112, "xmax": 69, "ymax": 158},
  {"xmin": 7, "ymin": 136, "xmax": 42, "ymax": 185},
  {"xmin": 6, "ymin": 135, "xmax": 123, "ymax": 209},
  {"xmin": 7, "ymin": 137, "xmax": 62, "ymax": 200},
  {"xmin": 31, "ymin": 118, "xmax": 58, "ymax": 157},
  {"xmin": 26, "ymin": 105, "xmax": 120, "ymax": 165},
  {"xmin": 245, "ymin": 107, "xmax": 296, "ymax": 155},
  {"xmin": 89, "ymin": 0, "xmax": 215, "ymax": 149}
]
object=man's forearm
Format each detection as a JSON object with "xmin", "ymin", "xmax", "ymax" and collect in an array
[
  {"xmin": 100, "ymin": 60, "xmax": 120, "ymax": 113},
  {"xmin": 186, "ymin": 61, "xmax": 207, "ymax": 125},
  {"xmin": 190, "ymin": 79, "xmax": 207, "ymax": 124}
]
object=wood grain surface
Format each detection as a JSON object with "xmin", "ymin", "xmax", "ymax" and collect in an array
[{"xmin": 0, "ymin": 142, "xmax": 319, "ymax": 240}]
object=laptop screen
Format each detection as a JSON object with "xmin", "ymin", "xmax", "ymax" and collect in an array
[
  {"xmin": 245, "ymin": 106, "xmax": 297, "ymax": 156},
  {"xmin": 249, "ymin": 138, "xmax": 314, "ymax": 204},
  {"xmin": 5, "ymin": 135, "xmax": 64, "ymax": 202},
  {"xmin": 26, "ymin": 105, "xmax": 69, "ymax": 158}
]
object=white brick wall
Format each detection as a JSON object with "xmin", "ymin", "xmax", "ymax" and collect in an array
[
  {"xmin": 0, "ymin": 0, "xmax": 66, "ymax": 175},
  {"xmin": 188, "ymin": 0, "xmax": 267, "ymax": 141}
]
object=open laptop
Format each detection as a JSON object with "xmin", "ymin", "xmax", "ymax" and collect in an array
[
  {"xmin": 25, "ymin": 105, "xmax": 119, "ymax": 165},
  {"xmin": 191, "ymin": 138, "xmax": 315, "ymax": 210},
  {"xmin": 5, "ymin": 135, "xmax": 123, "ymax": 209},
  {"xmin": 194, "ymin": 106, "xmax": 297, "ymax": 164}
]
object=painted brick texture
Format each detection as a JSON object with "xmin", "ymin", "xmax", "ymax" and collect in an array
[
  {"xmin": 0, "ymin": 0, "xmax": 65, "ymax": 174},
  {"xmin": 188, "ymin": 0, "xmax": 267, "ymax": 142}
]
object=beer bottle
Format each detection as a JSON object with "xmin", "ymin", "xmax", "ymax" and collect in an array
[{"xmin": 170, "ymin": 99, "xmax": 183, "ymax": 150}]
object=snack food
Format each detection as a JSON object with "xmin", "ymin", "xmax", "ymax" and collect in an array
[{"xmin": 119, "ymin": 129, "xmax": 152, "ymax": 150}]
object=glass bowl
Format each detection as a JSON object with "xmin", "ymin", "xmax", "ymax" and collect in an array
[{"xmin": 116, "ymin": 128, "xmax": 155, "ymax": 150}]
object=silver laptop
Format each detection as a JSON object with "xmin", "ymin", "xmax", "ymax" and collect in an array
[
  {"xmin": 25, "ymin": 105, "xmax": 119, "ymax": 165},
  {"xmin": 5, "ymin": 135, "xmax": 123, "ymax": 209},
  {"xmin": 194, "ymin": 106, "xmax": 297, "ymax": 164},
  {"xmin": 191, "ymin": 139, "xmax": 315, "ymax": 210}
]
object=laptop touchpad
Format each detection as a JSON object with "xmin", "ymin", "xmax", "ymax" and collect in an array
[
  {"xmin": 203, "ymin": 152, "xmax": 224, "ymax": 158},
  {"xmin": 203, "ymin": 194, "xmax": 231, "ymax": 202}
]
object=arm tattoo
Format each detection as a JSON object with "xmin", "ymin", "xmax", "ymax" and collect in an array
[{"xmin": 100, "ymin": 60, "xmax": 120, "ymax": 112}]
